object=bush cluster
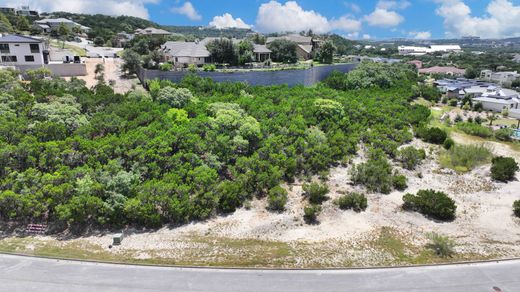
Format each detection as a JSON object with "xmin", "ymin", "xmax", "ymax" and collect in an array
[
  {"xmin": 426, "ymin": 232, "xmax": 455, "ymax": 258},
  {"xmin": 303, "ymin": 204, "xmax": 322, "ymax": 223},
  {"xmin": 491, "ymin": 156, "xmax": 519, "ymax": 182},
  {"xmin": 439, "ymin": 144, "xmax": 492, "ymax": 173},
  {"xmin": 456, "ymin": 122, "xmax": 493, "ymax": 138},
  {"xmin": 398, "ymin": 146, "xmax": 426, "ymax": 170},
  {"xmin": 403, "ymin": 189, "xmax": 457, "ymax": 221},
  {"xmin": 267, "ymin": 186, "xmax": 288, "ymax": 212},
  {"xmin": 335, "ymin": 192, "xmax": 368, "ymax": 212},
  {"xmin": 416, "ymin": 126, "xmax": 447, "ymax": 145},
  {"xmin": 514, "ymin": 200, "xmax": 520, "ymax": 218},
  {"xmin": 302, "ymin": 182, "xmax": 329, "ymax": 205}
]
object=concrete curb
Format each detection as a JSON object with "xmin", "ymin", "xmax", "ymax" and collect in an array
[{"xmin": 1, "ymin": 251, "xmax": 520, "ymax": 271}]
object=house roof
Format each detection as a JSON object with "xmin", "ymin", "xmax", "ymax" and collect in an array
[
  {"xmin": 36, "ymin": 18, "xmax": 75, "ymax": 24},
  {"xmin": 0, "ymin": 35, "xmax": 42, "ymax": 43},
  {"xmin": 162, "ymin": 41, "xmax": 210, "ymax": 58},
  {"xmin": 473, "ymin": 97, "xmax": 517, "ymax": 105},
  {"xmin": 298, "ymin": 44, "xmax": 313, "ymax": 54},
  {"xmin": 136, "ymin": 27, "xmax": 171, "ymax": 35},
  {"xmin": 253, "ymin": 44, "xmax": 271, "ymax": 54},
  {"xmin": 419, "ymin": 66, "xmax": 466, "ymax": 75}
]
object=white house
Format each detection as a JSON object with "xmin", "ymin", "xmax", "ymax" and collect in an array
[
  {"xmin": 33, "ymin": 18, "xmax": 90, "ymax": 34},
  {"xmin": 0, "ymin": 35, "xmax": 45, "ymax": 66},
  {"xmin": 471, "ymin": 86, "xmax": 520, "ymax": 113},
  {"xmin": 161, "ymin": 41, "xmax": 211, "ymax": 67},
  {"xmin": 398, "ymin": 45, "xmax": 461, "ymax": 56},
  {"xmin": 480, "ymin": 70, "xmax": 520, "ymax": 86}
]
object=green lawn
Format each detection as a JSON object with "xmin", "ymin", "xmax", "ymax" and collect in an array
[{"xmin": 49, "ymin": 40, "xmax": 87, "ymax": 57}]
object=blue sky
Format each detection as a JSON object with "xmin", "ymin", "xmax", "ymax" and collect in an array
[{"xmin": 5, "ymin": 0, "xmax": 520, "ymax": 39}]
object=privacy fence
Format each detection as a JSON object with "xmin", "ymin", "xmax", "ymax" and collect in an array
[{"xmin": 137, "ymin": 63, "xmax": 357, "ymax": 87}]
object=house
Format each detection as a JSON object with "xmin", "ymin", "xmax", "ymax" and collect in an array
[
  {"xmin": 472, "ymin": 86, "xmax": 520, "ymax": 112},
  {"xmin": 0, "ymin": 35, "xmax": 46, "ymax": 66},
  {"xmin": 113, "ymin": 32, "xmax": 135, "ymax": 48},
  {"xmin": 33, "ymin": 18, "xmax": 90, "ymax": 34},
  {"xmin": 17, "ymin": 6, "xmax": 39, "ymax": 17},
  {"xmin": 419, "ymin": 66, "xmax": 466, "ymax": 77},
  {"xmin": 480, "ymin": 70, "xmax": 520, "ymax": 86},
  {"xmin": 398, "ymin": 45, "xmax": 461, "ymax": 56},
  {"xmin": 408, "ymin": 60, "xmax": 423, "ymax": 69},
  {"xmin": 513, "ymin": 54, "xmax": 520, "ymax": 63},
  {"xmin": 253, "ymin": 44, "xmax": 271, "ymax": 62},
  {"xmin": 0, "ymin": 7, "xmax": 16, "ymax": 15},
  {"xmin": 135, "ymin": 27, "xmax": 171, "ymax": 37},
  {"xmin": 161, "ymin": 41, "xmax": 210, "ymax": 67},
  {"xmin": 266, "ymin": 34, "xmax": 315, "ymax": 60}
]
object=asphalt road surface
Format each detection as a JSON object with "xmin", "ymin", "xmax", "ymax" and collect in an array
[{"xmin": 1, "ymin": 254, "xmax": 519, "ymax": 292}]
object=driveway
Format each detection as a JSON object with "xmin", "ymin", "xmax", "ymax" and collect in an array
[{"xmin": 0, "ymin": 254, "xmax": 518, "ymax": 291}]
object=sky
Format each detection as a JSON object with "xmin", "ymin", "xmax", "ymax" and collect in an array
[{"xmin": 5, "ymin": 0, "xmax": 520, "ymax": 39}]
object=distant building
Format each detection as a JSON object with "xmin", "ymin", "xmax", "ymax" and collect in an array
[
  {"xmin": 398, "ymin": 45, "xmax": 462, "ymax": 56},
  {"xmin": 253, "ymin": 44, "xmax": 271, "ymax": 62},
  {"xmin": 0, "ymin": 35, "xmax": 46, "ymax": 66},
  {"xmin": 408, "ymin": 60, "xmax": 423, "ymax": 69},
  {"xmin": 33, "ymin": 18, "xmax": 90, "ymax": 34},
  {"xmin": 161, "ymin": 41, "xmax": 211, "ymax": 67},
  {"xmin": 17, "ymin": 6, "xmax": 39, "ymax": 17},
  {"xmin": 419, "ymin": 66, "xmax": 466, "ymax": 76},
  {"xmin": 266, "ymin": 34, "xmax": 317, "ymax": 60},
  {"xmin": 480, "ymin": 69, "xmax": 520, "ymax": 86},
  {"xmin": 0, "ymin": 7, "xmax": 16, "ymax": 15},
  {"xmin": 135, "ymin": 27, "xmax": 171, "ymax": 37}
]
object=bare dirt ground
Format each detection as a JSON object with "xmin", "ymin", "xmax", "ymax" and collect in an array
[
  {"xmin": 3, "ymin": 137, "xmax": 519, "ymax": 268},
  {"xmin": 69, "ymin": 58, "xmax": 142, "ymax": 94}
]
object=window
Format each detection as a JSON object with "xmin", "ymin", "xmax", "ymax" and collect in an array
[
  {"xmin": 24, "ymin": 55, "xmax": 35, "ymax": 62},
  {"xmin": 30, "ymin": 44, "xmax": 40, "ymax": 53},
  {"xmin": 1, "ymin": 56, "xmax": 17, "ymax": 62},
  {"xmin": 0, "ymin": 43, "xmax": 9, "ymax": 53}
]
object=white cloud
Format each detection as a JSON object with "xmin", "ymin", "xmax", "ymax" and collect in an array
[
  {"xmin": 409, "ymin": 31, "xmax": 432, "ymax": 39},
  {"xmin": 255, "ymin": 1, "xmax": 361, "ymax": 34},
  {"xmin": 362, "ymin": 34, "xmax": 371, "ymax": 39},
  {"xmin": 209, "ymin": 13, "xmax": 251, "ymax": 29},
  {"xmin": 171, "ymin": 1, "xmax": 201, "ymax": 21},
  {"xmin": 344, "ymin": 2, "xmax": 361, "ymax": 13},
  {"xmin": 435, "ymin": 0, "xmax": 520, "ymax": 38},
  {"xmin": 1, "ymin": 0, "xmax": 158, "ymax": 19},
  {"xmin": 364, "ymin": 8, "xmax": 403, "ymax": 27},
  {"xmin": 376, "ymin": 0, "xmax": 411, "ymax": 10}
]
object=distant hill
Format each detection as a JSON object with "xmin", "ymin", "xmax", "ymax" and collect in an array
[
  {"xmin": 162, "ymin": 26, "xmax": 254, "ymax": 39},
  {"xmin": 41, "ymin": 12, "xmax": 161, "ymax": 42}
]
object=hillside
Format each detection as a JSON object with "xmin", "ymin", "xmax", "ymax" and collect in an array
[{"xmin": 162, "ymin": 25, "xmax": 254, "ymax": 39}]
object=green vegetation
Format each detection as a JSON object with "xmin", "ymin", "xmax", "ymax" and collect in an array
[
  {"xmin": 495, "ymin": 128, "xmax": 514, "ymax": 142},
  {"xmin": 302, "ymin": 182, "xmax": 329, "ymax": 205},
  {"xmin": 426, "ymin": 233, "xmax": 455, "ymax": 258},
  {"xmin": 514, "ymin": 200, "xmax": 520, "ymax": 217},
  {"xmin": 456, "ymin": 122, "xmax": 493, "ymax": 138},
  {"xmin": 315, "ymin": 41, "xmax": 336, "ymax": 64},
  {"xmin": 267, "ymin": 186, "xmax": 288, "ymax": 212},
  {"xmin": 335, "ymin": 192, "xmax": 367, "ymax": 212},
  {"xmin": 0, "ymin": 63, "xmax": 428, "ymax": 230},
  {"xmin": 490, "ymin": 157, "xmax": 519, "ymax": 182},
  {"xmin": 416, "ymin": 126, "xmax": 447, "ymax": 145},
  {"xmin": 398, "ymin": 146, "xmax": 426, "ymax": 170},
  {"xmin": 351, "ymin": 150, "xmax": 399, "ymax": 194},
  {"xmin": 392, "ymin": 174, "xmax": 408, "ymax": 191},
  {"xmin": 403, "ymin": 189, "xmax": 457, "ymax": 221},
  {"xmin": 440, "ymin": 144, "xmax": 492, "ymax": 173},
  {"xmin": 303, "ymin": 204, "xmax": 321, "ymax": 224},
  {"xmin": 267, "ymin": 39, "xmax": 298, "ymax": 64}
]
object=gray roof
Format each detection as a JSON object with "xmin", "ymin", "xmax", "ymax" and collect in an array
[
  {"xmin": 473, "ymin": 97, "xmax": 517, "ymax": 105},
  {"xmin": 162, "ymin": 41, "xmax": 210, "ymax": 58},
  {"xmin": 253, "ymin": 44, "xmax": 271, "ymax": 54},
  {"xmin": 36, "ymin": 18, "xmax": 75, "ymax": 24},
  {"xmin": 136, "ymin": 27, "xmax": 171, "ymax": 35},
  {"xmin": 0, "ymin": 35, "xmax": 42, "ymax": 43},
  {"xmin": 298, "ymin": 44, "xmax": 313, "ymax": 54},
  {"xmin": 266, "ymin": 34, "xmax": 312, "ymax": 44}
]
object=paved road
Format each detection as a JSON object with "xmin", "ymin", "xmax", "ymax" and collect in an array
[{"xmin": 0, "ymin": 254, "xmax": 519, "ymax": 292}]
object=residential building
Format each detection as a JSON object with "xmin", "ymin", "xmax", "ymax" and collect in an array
[
  {"xmin": 135, "ymin": 27, "xmax": 171, "ymax": 37},
  {"xmin": 253, "ymin": 44, "xmax": 271, "ymax": 62},
  {"xmin": 398, "ymin": 45, "xmax": 462, "ymax": 56},
  {"xmin": 0, "ymin": 7, "xmax": 15, "ymax": 15},
  {"xmin": 266, "ymin": 34, "xmax": 315, "ymax": 60},
  {"xmin": 407, "ymin": 60, "xmax": 423, "ymax": 69},
  {"xmin": 114, "ymin": 32, "xmax": 135, "ymax": 48},
  {"xmin": 17, "ymin": 6, "xmax": 39, "ymax": 17},
  {"xmin": 480, "ymin": 70, "xmax": 520, "ymax": 86},
  {"xmin": 0, "ymin": 35, "xmax": 46, "ymax": 66},
  {"xmin": 161, "ymin": 41, "xmax": 210, "ymax": 67},
  {"xmin": 419, "ymin": 66, "xmax": 466, "ymax": 77},
  {"xmin": 33, "ymin": 18, "xmax": 90, "ymax": 34}
]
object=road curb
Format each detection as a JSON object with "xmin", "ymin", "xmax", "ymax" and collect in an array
[{"xmin": 1, "ymin": 251, "xmax": 520, "ymax": 271}]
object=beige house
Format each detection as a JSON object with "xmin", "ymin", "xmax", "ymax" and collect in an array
[
  {"xmin": 266, "ymin": 34, "xmax": 316, "ymax": 60},
  {"xmin": 161, "ymin": 41, "xmax": 211, "ymax": 67}
]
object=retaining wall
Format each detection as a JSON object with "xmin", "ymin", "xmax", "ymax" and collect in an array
[
  {"xmin": 137, "ymin": 63, "xmax": 357, "ymax": 87},
  {"xmin": 15, "ymin": 63, "xmax": 87, "ymax": 77}
]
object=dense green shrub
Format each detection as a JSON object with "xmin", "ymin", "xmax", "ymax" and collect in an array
[
  {"xmin": 350, "ymin": 150, "xmax": 394, "ymax": 194},
  {"xmin": 426, "ymin": 232, "xmax": 455, "ymax": 258},
  {"xmin": 495, "ymin": 128, "xmax": 513, "ymax": 142},
  {"xmin": 159, "ymin": 63, "xmax": 173, "ymax": 71},
  {"xmin": 491, "ymin": 156, "xmax": 519, "ymax": 182},
  {"xmin": 402, "ymin": 189, "xmax": 456, "ymax": 221},
  {"xmin": 303, "ymin": 204, "xmax": 321, "ymax": 223},
  {"xmin": 398, "ymin": 146, "xmax": 426, "ymax": 170},
  {"xmin": 417, "ymin": 127, "xmax": 447, "ymax": 144},
  {"xmin": 335, "ymin": 192, "xmax": 368, "ymax": 212},
  {"xmin": 156, "ymin": 86, "xmax": 193, "ymax": 108},
  {"xmin": 302, "ymin": 182, "xmax": 329, "ymax": 205},
  {"xmin": 392, "ymin": 174, "xmax": 408, "ymax": 191},
  {"xmin": 267, "ymin": 186, "xmax": 288, "ymax": 212},
  {"xmin": 440, "ymin": 144, "xmax": 492, "ymax": 173},
  {"xmin": 514, "ymin": 200, "xmax": 520, "ymax": 217},
  {"xmin": 443, "ymin": 138, "xmax": 455, "ymax": 150},
  {"xmin": 456, "ymin": 122, "xmax": 493, "ymax": 138}
]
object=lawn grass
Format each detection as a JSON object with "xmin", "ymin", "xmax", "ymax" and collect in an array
[{"xmin": 49, "ymin": 40, "xmax": 87, "ymax": 57}]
